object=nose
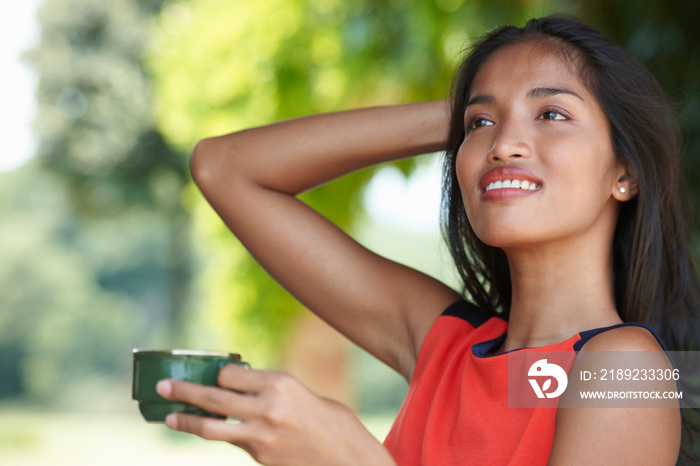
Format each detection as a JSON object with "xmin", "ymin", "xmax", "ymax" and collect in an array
[{"xmin": 487, "ymin": 117, "xmax": 531, "ymax": 162}]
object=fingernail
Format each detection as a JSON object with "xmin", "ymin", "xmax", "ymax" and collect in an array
[
  {"xmin": 165, "ymin": 413, "xmax": 178, "ymax": 429},
  {"xmin": 156, "ymin": 379, "xmax": 172, "ymax": 398}
]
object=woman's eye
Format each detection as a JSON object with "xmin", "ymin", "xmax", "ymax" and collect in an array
[
  {"xmin": 539, "ymin": 110, "xmax": 567, "ymax": 121},
  {"xmin": 468, "ymin": 118, "xmax": 494, "ymax": 130}
]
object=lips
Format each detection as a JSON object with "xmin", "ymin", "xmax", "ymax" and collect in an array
[{"xmin": 479, "ymin": 166, "xmax": 542, "ymax": 200}]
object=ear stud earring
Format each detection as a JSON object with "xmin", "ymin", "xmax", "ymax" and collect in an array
[{"xmin": 620, "ymin": 187, "xmax": 626, "ymax": 193}]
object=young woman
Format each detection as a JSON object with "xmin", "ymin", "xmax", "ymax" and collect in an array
[{"xmin": 155, "ymin": 15, "xmax": 700, "ymax": 465}]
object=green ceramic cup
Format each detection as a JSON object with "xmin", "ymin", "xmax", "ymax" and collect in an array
[{"xmin": 132, "ymin": 349, "xmax": 248, "ymax": 423}]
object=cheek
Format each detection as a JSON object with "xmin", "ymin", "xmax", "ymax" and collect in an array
[
  {"xmin": 556, "ymin": 142, "xmax": 616, "ymax": 193},
  {"xmin": 454, "ymin": 142, "xmax": 479, "ymax": 197},
  {"xmin": 454, "ymin": 152, "xmax": 487, "ymax": 239},
  {"xmin": 455, "ymin": 166, "xmax": 479, "ymax": 228}
]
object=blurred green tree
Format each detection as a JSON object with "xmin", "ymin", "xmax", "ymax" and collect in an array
[
  {"xmin": 26, "ymin": 0, "xmax": 192, "ymax": 343},
  {"xmin": 0, "ymin": 0, "xmax": 199, "ymax": 401},
  {"xmin": 148, "ymin": 0, "xmax": 568, "ymax": 364},
  {"xmin": 0, "ymin": 165, "xmax": 142, "ymax": 401}
]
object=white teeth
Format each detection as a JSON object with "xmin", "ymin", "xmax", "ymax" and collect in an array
[{"xmin": 485, "ymin": 179, "xmax": 541, "ymax": 192}]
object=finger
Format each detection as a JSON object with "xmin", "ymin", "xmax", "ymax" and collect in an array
[
  {"xmin": 166, "ymin": 412, "xmax": 245, "ymax": 443},
  {"xmin": 157, "ymin": 379, "xmax": 259, "ymax": 419},
  {"xmin": 217, "ymin": 364, "xmax": 290, "ymax": 394}
]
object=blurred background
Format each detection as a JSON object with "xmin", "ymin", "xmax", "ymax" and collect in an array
[{"xmin": 1, "ymin": 0, "xmax": 698, "ymax": 464}]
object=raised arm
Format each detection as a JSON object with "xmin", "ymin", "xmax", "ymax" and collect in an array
[{"xmin": 191, "ymin": 101, "xmax": 459, "ymax": 380}]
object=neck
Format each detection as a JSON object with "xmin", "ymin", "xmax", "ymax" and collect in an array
[{"xmin": 497, "ymin": 237, "xmax": 622, "ymax": 353}]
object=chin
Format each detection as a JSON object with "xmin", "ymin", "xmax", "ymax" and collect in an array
[{"xmin": 473, "ymin": 228, "xmax": 548, "ymax": 250}]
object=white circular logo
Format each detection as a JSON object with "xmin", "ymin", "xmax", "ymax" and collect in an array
[{"xmin": 528, "ymin": 359, "xmax": 568, "ymax": 399}]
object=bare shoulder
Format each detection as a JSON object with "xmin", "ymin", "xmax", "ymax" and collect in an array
[
  {"xmin": 547, "ymin": 324, "xmax": 681, "ymax": 465},
  {"xmin": 579, "ymin": 324, "xmax": 665, "ymax": 352}
]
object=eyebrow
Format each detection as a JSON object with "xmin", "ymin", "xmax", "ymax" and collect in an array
[
  {"xmin": 466, "ymin": 86, "xmax": 584, "ymax": 108},
  {"xmin": 527, "ymin": 86, "xmax": 583, "ymax": 101}
]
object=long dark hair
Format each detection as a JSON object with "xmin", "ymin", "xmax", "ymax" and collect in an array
[{"xmin": 441, "ymin": 14, "xmax": 700, "ymax": 353}]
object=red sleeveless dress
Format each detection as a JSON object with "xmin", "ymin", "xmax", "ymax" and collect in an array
[{"xmin": 383, "ymin": 300, "xmax": 670, "ymax": 465}]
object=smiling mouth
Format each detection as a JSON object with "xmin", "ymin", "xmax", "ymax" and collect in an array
[{"xmin": 484, "ymin": 179, "xmax": 542, "ymax": 192}]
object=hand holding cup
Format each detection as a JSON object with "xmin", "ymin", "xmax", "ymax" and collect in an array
[{"xmin": 132, "ymin": 349, "xmax": 248, "ymax": 422}]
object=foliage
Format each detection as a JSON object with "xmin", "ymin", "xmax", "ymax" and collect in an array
[
  {"xmin": 27, "ymin": 0, "xmax": 185, "ymax": 210},
  {"xmin": 25, "ymin": 0, "xmax": 192, "ymax": 345},
  {"xmin": 0, "ymin": 164, "xmax": 142, "ymax": 401},
  {"xmin": 1, "ymin": 0, "xmax": 196, "ymax": 403},
  {"xmin": 148, "ymin": 0, "xmax": 566, "ymax": 364}
]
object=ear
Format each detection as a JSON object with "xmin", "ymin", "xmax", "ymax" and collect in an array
[{"xmin": 611, "ymin": 159, "xmax": 638, "ymax": 201}]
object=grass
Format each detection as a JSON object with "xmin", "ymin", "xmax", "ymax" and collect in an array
[{"xmin": 0, "ymin": 402, "xmax": 396, "ymax": 465}]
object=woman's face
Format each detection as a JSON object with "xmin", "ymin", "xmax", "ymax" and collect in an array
[{"xmin": 456, "ymin": 41, "xmax": 629, "ymax": 251}]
